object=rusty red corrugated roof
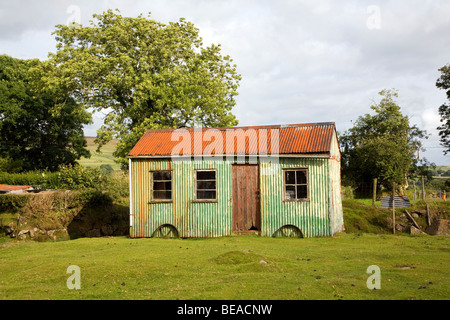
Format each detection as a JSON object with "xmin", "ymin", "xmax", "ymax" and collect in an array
[
  {"xmin": 128, "ymin": 122, "xmax": 336, "ymax": 157},
  {"xmin": 0, "ymin": 184, "xmax": 32, "ymax": 192}
]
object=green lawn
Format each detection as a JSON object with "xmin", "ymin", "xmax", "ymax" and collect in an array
[{"xmin": 1, "ymin": 233, "xmax": 449, "ymax": 300}]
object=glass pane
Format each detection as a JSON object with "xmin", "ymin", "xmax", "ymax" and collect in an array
[
  {"xmin": 197, "ymin": 171, "xmax": 216, "ymax": 180},
  {"xmin": 285, "ymin": 171, "xmax": 295, "ymax": 184},
  {"xmin": 153, "ymin": 171, "xmax": 171, "ymax": 181},
  {"xmin": 285, "ymin": 186, "xmax": 295, "ymax": 200},
  {"xmin": 197, "ymin": 191, "xmax": 216, "ymax": 200},
  {"xmin": 197, "ymin": 180, "xmax": 216, "ymax": 190},
  {"xmin": 153, "ymin": 190, "xmax": 172, "ymax": 200},
  {"xmin": 296, "ymin": 170, "xmax": 307, "ymax": 184},
  {"xmin": 153, "ymin": 181, "xmax": 171, "ymax": 191},
  {"xmin": 297, "ymin": 185, "xmax": 307, "ymax": 199}
]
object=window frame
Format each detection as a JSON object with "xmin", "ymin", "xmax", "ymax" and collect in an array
[
  {"xmin": 150, "ymin": 170, "xmax": 173, "ymax": 203},
  {"xmin": 193, "ymin": 169, "xmax": 218, "ymax": 203},
  {"xmin": 282, "ymin": 168, "xmax": 309, "ymax": 202}
]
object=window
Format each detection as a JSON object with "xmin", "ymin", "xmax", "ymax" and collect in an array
[
  {"xmin": 195, "ymin": 170, "xmax": 217, "ymax": 201},
  {"xmin": 283, "ymin": 169, "xmax": 308, "ymax": 201},
  {"xmin": 152, "ymin": 171, "xmax": 172, "ymax": 201}
]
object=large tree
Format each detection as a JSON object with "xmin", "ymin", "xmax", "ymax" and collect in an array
[
  {"xmin": 436, "ymin": 64, "xmax": 450, "ymax": 154},
  {"xmin": 39, "ymin": 9, "xmax": 241, "ymax": 168},
  {"xmin": 0, "ymin": 55, "xmax": 91, "ymax": 172},
  {"xmin": 340, "ymin": 89, "xmax": 428, "ymax": 190}
]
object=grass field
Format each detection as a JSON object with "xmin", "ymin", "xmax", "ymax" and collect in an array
[
  {"xmin": 0, "ymin": 233, "xmax": 449, "ymax": 300},
  {"xmin": 78, "ymin": 137, "xmax": 120, "ymax": 170}
]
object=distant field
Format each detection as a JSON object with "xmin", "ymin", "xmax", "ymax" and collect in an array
[
  {"xmin": 434, "ymin": 166, "xmax": 450, "ymax": 179},
  {"xmin": 78, "ymin": 137, "xmax": 120, "ymax": 170}
]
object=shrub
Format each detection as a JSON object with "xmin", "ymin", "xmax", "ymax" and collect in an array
[
  {"xmin": 99, "ymin": 164, "xmax": 114, "ymax": 175},
  {"xmin": 0, "ymin": 194, "xmax": 29, "ymax": 212},
  {"xmin": 0, "ymin": 164, "xmax": 109, "ymax": 191},
  {"xmin": 0, "ymin": 157, "xmax": 23, "ymax": 173},
  {"xmin": 341, "ymin": 185, "xmax": 354, "ymax": 200},
  {"xmin": 57, "ymin": 164, "xmax": 106, "ymax": 190},
  {"xmin": 0, "ymin": 171, "xmax": 49, "ymax": 186}
]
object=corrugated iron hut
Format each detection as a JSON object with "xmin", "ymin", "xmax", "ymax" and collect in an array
[{"xmin": 128, "ymin": 122, "xmax": 343, "ymax": 238}]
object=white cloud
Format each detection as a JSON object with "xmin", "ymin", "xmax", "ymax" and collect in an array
[{"xmin": 421, "ymin": 108, "xmax": 441, "ymax": 133}]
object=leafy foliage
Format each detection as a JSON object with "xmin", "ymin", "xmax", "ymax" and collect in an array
[
  {"xmin": 0, "ymin": 194, "xmax": 29, "ymax": 213},
  {"xmin": 0, "ymin": 55, "xmax": 92, "ymax": 171},
  {"xmin": 0, "ymin": 157, "xmax": 24, "ymax": 173},
  {"xmin": 340, "ymin": 89, "xmax": 428, "ymax": 189},
  {"xmin": 57, "ymin": 164, "xmax": 106, "ymax": 190},
  {"xmin": 41, "ymin": 9, "xmax": 241, "ymax": 168},
  {"xmin": 436, "ymin": 64, "xmax": 450, "ymax": 154},
  {"xmin": 0, "ymin": 165, "xmax": 106, "ymax": 190},
  {"xmin": 0, "ymin": 171, "xmax": 56, "ymax": 187}
]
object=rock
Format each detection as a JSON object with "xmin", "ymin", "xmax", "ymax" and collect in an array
[
  {"xmin": 395, "ymin": 224, "xmax": 406, "ymax": 232},
  {"xmin": 412, "ymin": 213, "xmax": 420, "ymax": 219},
  {"xmin": 2, "ymin": 225, "xmax": 14, "ymax": 235},
  {"xmin": 18, "ymin": 230, "xmax": 29, "ymax": 236},
  {"xmin": 425, "ymin": 219, "xmax": 450, "ymax": 236},
  {"xmin": 101, "ymin": 224, "xmax": 114, "ymax": 236},
  {"xmin": 409, "ymin": 226, "xmax": 426, "ymax": 235},
  {"xmin": 47, "ymin": 230, "xmax": 57, "ymax": 240}
]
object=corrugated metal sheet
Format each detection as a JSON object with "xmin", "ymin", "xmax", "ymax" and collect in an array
[
  {"xmin": 128, "ymin": 122, "xmax": 335, "ymax": 157},
  {"xmin": 130, "ymin": 158, "xmax": 233, "ymax": 238},
  {"xmin": 0, "ymin": 185, "xmax": 32, "ymax": 194},
  {"xmin": 259, "ymin": 157, "xmax": 331, "ymax": 238},
  {"xmin": 130, "ymin": 156, "xmax": 338, "ymax": 238},
  {"xmin": 380, "ymin": 195, "xmax": 411, "ymax": 208}
]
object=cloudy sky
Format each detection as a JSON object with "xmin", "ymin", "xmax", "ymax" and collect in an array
[{"xmin": 1, "ymin": 0, "xmax": 449, "ymax": 165}]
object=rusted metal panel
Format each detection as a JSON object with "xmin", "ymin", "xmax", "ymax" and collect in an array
[
  {"xmin": 259, "ymin": 157, "xmax": 331, "ymax": 238},
  {"xmin": 232, "ymin": 165, "xmax": 260, "ymax": 231},
  {"xmin": 128, "ymin": 123, "xmax": 335, "ymax": 157},
  {"xmin": 130, "ymin": 158, "xmax": 233, "ymax": 238}
]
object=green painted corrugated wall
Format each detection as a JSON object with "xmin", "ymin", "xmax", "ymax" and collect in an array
[
  {"xmin": 259, "ymin": 157, "xmax": 331, "ymax": 237},
  {"xmin": 130, "ymin": 158, "xmax": 233, "ymax": 238},
  {"xmin": 130, "ymin": 144, "xmax": 343, "ymax": 238}
]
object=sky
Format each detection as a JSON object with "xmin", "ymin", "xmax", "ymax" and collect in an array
[{"xmin": 1, "ymin": 0, "xmax": 449, "ymax": 165}]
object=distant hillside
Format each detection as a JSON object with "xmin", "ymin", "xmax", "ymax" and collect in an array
[{"xmin": 78, "ymin": 137, "xmax": 121, "ymax": 170}]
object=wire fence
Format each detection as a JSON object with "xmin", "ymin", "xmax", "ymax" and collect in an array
[{"xmin": 352, "ymin": 180, "xmax": 447, "ymax": 201}]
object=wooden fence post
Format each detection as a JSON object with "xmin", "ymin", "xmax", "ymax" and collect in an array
[
  {"xmin": 421, "ymin": 176, "xmax": 425, "ymax": 200},
  {"xmin": 392, "ymin": 182, "xmax": 396, "ymax": 234},
  {"xmin": 372, "ymin": 178, "xmax": 377, "ymax": 207}
]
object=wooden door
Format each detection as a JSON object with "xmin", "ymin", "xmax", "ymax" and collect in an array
[{"xmin": 232, "ymin": 165, "xmax": 261, "ymax": 231}]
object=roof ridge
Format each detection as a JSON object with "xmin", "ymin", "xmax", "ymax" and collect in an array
[{"xmin": 143, "ymin": 122, "xmax": 335, "ymax": 134}]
